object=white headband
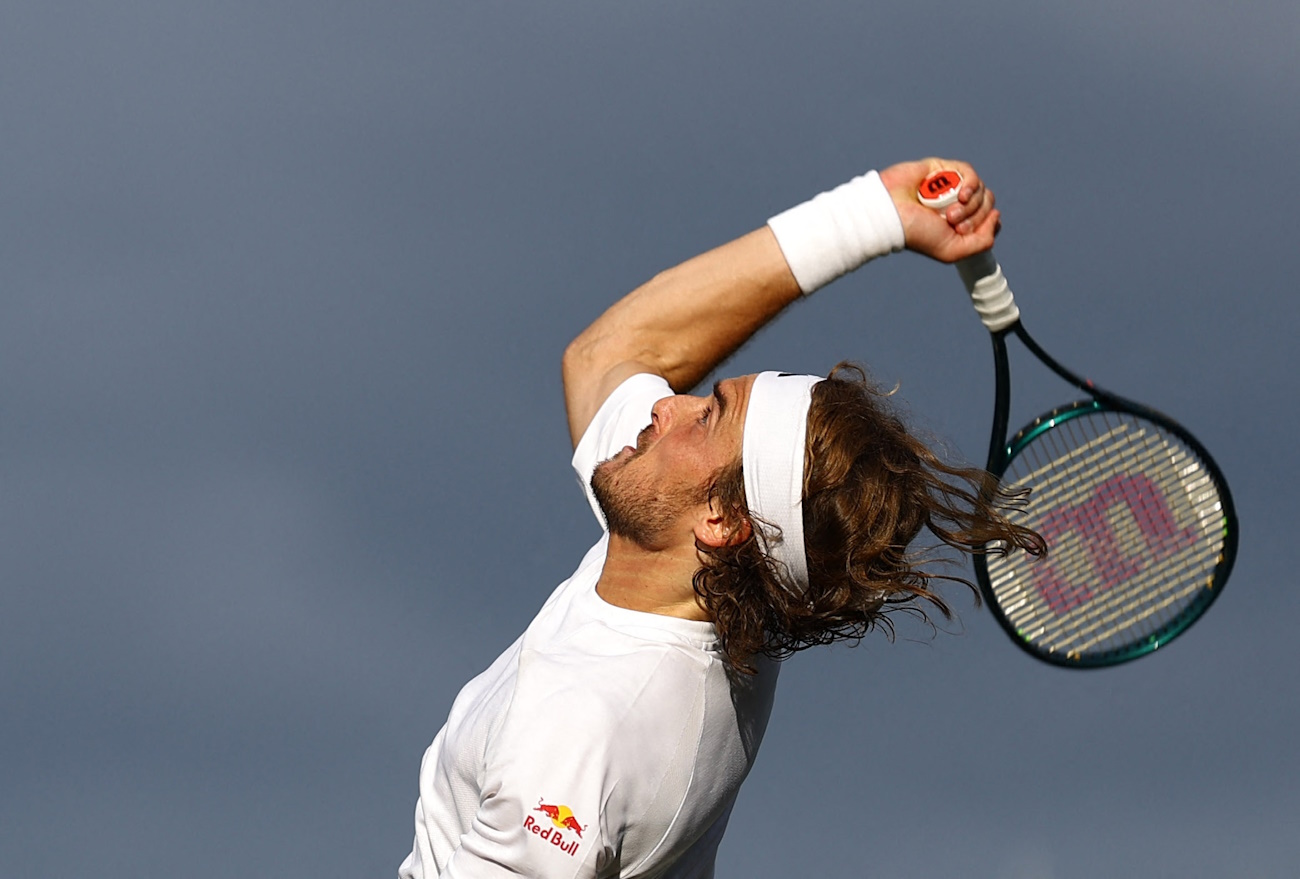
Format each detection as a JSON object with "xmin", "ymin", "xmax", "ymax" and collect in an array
[{"xmin": 742, "ymin": 371, "xmax": 823, "ymax": 594}]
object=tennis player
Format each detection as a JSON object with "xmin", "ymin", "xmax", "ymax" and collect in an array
[{"xmin": 398, "ymin": 158, "xmax": 1044, "ymax": 879}]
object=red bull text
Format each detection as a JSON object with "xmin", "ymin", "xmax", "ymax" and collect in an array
[{"xmin": 525, "ymin": 801, "xmax": 585, "ymax": 857}]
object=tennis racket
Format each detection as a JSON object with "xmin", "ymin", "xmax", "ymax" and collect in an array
[{"xmin": 919, "ymin": 169, "xmax": 1238, "ymax": 668}]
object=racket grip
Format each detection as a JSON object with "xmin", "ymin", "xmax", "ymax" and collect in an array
[
  {"xmin": 957, "ymin": 251, "xmax": 1020, "ymax": 332},
  {"xmin": 916, "ymin": 170, "xmax": 1020, "ymax": 332}
]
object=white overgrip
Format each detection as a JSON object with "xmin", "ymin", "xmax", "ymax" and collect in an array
[{"xmin": 956, "ymin": 251, "xmax": 1020, "ymax": 333}]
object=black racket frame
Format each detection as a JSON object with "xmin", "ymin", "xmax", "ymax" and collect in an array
[{"xmin": 975, "ymin": 321, "xmax": 1239, "ymax": 668}]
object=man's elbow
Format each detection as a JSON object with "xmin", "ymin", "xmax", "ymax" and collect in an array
[{"xmin": 561, "ymin": 334, "xmax": 593, "ymax": 393}]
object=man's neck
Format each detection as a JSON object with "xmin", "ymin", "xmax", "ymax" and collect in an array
[{"xmin": 595, "ymin": 534, "xmax": 712, "ymax": 622}]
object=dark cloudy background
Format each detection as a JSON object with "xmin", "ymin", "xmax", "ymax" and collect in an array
[{"xmin": 4, "ymin": 2, "xmax": 1297, "ymax": 877}]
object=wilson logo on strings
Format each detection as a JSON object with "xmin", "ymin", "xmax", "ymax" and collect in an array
[{"xmin": 1031, "ymin": 472, "xmax": 1199, "ymax": 614}]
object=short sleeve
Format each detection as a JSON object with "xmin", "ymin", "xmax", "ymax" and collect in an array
[
  {"xmin": 438, "ymin": 682, "xmax": 625, "ymax": 879},
  {"xmin": 442, "ymin": 759, "xmax": 608, "ymax": 879},
  {"xmin": 570, "ymin": 373, "xmax": 673, "ymax": 527}
]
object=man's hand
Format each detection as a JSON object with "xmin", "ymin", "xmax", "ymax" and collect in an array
[{"xmin": 879, "ymin": 158, "xmax": 1000, "ymax": 263}]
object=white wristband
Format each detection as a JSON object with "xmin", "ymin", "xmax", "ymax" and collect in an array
[{"xmin": 766, "ymin": 170, "xmax": 905, "ymax": 294}]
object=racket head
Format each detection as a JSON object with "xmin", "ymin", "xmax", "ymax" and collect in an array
[{"xmin": 974, "ymin": 396, "xmax": 1238, "ymax": 668}]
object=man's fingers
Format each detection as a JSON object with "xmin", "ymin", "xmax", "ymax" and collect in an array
[
  {"xmin": 946, "ymin": 178, "xmax": 991, "ymax": 224},
  {"xmin": 977, "ymin": 207, "xmax": 1001, "ymax": 243},
  {"xmin": 947, "ymin": 182, "xmax": 995, "ymax": 235}
]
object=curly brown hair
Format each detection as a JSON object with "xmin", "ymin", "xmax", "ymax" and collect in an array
[{"xmin": 692, "ymin": 363, "xmax": 1046, "ymax": 672}]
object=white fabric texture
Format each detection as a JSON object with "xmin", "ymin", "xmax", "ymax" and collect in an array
[
  {"xmin": 742, "ymin": 372, "xmax": 822, "ymax": 593},
  {"xmin": 400, "ymin": 374, "xmax": 779, "ymax": 879},
  {"xmin": 766, "ymin": 169, "xmax": 905, "ymax": 293}
]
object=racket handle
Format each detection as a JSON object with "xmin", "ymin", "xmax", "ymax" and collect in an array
[
  {"xmin": 918, "ymin": 170, "xmax": 1020, "ymax": 332},
  {"xmin": 957, "ymin": 251, "xmax": 1020, "ymax": 332}
]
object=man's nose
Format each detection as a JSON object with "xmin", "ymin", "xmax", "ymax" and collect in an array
[{"xmin": 651, "ymin": 394, "xmax": 696, "ymax": 429}]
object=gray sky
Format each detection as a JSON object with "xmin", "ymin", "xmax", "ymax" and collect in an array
[{"xmin": 3, "ymin": 2, "xmax": 1298, "ymax": 876}]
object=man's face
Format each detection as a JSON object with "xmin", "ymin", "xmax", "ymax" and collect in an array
[{"xmin": 591, "ymin": 375, "xmax": 755, "ymax": 550}]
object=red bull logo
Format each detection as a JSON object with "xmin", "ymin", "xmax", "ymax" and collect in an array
[
  {"xmin": 523, "ymin": 799, "xmax": 586, "ymax": 857},
  {"xmin": 1031, "ymin": 472, "xmax": 1198, "ymax": 614}
]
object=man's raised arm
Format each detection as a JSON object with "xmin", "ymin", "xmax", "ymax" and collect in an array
[{"xmin": 561, "ymin": 157, "xmax": 1000, "ymax": 447}]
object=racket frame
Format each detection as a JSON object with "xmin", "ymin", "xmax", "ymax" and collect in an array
[{"xmin": 975, "ymin": 321, "xmax": 1239, "ymax": 668}]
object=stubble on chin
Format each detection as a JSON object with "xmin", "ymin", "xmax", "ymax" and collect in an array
[
  {"xmin": 590, "ymin": 456, "xmax": 651, "ymax": 545},
  {"xmin": 590, "ymin": 454, "xmax": 699, "ymax": 550}
]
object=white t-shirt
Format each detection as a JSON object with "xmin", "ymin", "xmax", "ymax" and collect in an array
[{"xmin": 399, "ymin": 374, "xmax": 780, "ymax": 879}]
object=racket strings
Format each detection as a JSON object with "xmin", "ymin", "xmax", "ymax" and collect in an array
[
  {"xmin": 1005, "ymin": 413, "xmax": 1218, "ymax": 647},
  {"xmin": 997, "ymin": 526, "xmax": 1211, "ymax": 650},
  {"xmin": 987, "ymin": 409, "xmax": 1226, "ymax": 660},
  {"xmin": 1005, "ymin": 416, "xmax": 1221, "ymax": 653}
]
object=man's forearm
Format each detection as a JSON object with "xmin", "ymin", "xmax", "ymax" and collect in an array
[{"xmin": 562, "ymin": 226, "xmax": 801, "ymax": 443}]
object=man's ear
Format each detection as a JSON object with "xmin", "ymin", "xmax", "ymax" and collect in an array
[{"xmin": 693, "ymin": 499, "xmax": 752, "ymax": 549}]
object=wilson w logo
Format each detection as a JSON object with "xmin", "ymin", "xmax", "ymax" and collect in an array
[{"xmin": 1031, "ymin": 472, "xmax": 1198, "ymax": 615}]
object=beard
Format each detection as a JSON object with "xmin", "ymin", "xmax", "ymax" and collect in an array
[{"xmin": 590, "ymin": 438, "xmax": 708, "ymax": 550}]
